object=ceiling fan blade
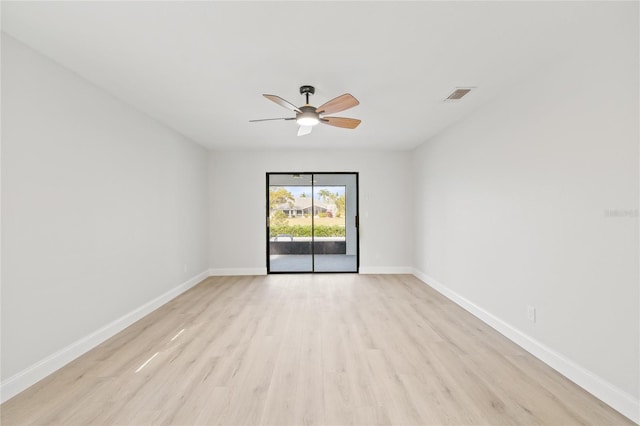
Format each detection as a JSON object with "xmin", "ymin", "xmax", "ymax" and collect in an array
[
  {"xmin": 297, "ymin": 125, "xmax": 313, "ymax": 136},
  {"xmin": 264, "ymin": 94, "xmax": 301, "ymax": 113},
  {"xmin": 315, "ymin": 93, "xmax": 359, "ymax": 115},
  {"xmin": 249, "ymin": 117, "xmax": 295, "ymax": 122},
  {"xmin": 320, "ymin": 117, "xmax": 361, "ymax": 129}
]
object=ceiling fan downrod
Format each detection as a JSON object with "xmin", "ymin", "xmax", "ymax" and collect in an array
[{"xmin": 300, "ymin": 85, "xmax": 315, "ymax": 105}]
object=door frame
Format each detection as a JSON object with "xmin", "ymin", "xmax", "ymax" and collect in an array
[{"xmin": 266, "ymin": 172, "xmax": 360, "ymax": 274}]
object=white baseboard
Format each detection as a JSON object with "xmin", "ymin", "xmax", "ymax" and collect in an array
[
  {"xmin": 412, "ymin": 269, "xmax": 640, "ymax": 424},
  {"xmin": 0, "ymin": 270, "xmax": 209, "ymax": 404},
  {"xmin": 209, "ymin": 266, "xmax": 413, "ymax": 276},
  {"xmin": 359, "ymin": 266, "xmax": 413, "ymax": 274},
  {"xmin": 209, "ymin": 267, "xmax": 267, "ymax": 276}
]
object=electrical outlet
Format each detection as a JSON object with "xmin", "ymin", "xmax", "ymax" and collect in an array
[{"xmin": 527, "ymin": 306, "xmax": 536, "ymax": 322}]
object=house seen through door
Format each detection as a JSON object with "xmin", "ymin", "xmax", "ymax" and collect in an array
[{"xmin": 267, "ymin": 173, "xmax": 359, "ymax": 273}]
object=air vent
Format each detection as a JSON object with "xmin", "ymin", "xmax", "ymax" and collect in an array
[{"xmin": 445, "ymin": 88, "xmax": 473, "ymax": 101}]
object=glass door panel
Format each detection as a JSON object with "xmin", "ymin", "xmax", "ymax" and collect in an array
[
  {"xmin": 313, "ymin": 174, "xmax": 357, "ymax": 272},
  {"xmin": 268, "ymin": 174, "xmax": 313, "ymax": 272}
]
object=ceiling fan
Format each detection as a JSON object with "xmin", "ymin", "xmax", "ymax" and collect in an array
[{"xmin": 250, "ymin": 85, "xmax": 361, "ymax": 136}]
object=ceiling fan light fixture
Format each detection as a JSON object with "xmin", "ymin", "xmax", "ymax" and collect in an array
[
  {"xmin": 296, "ymin": 106, "xmax": 319, "ymax": 126},
  {"xmin": 297, "ymin": 116, "xmax": 319, "ymax": 126}
]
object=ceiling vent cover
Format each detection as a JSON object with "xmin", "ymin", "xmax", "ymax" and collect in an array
[{"xmin": 445, "ymin": 88, "xmax": 473, "ymax": 101}]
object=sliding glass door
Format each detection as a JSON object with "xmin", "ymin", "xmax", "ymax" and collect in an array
[
  {"xmin": 267, "ymin": 173, "xmax": 358, "ymax": 273},
  {"xmin": 267, "ymin": 174, "xmax": 314, "ymax": 272}
]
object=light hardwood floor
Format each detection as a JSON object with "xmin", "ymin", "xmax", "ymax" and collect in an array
[{"xmin": 1, "ymin": 274, "xmax": 633, "ymax": 425}]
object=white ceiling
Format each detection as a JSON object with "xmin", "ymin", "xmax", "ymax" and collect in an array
[{"xmin": 1, "ymin": 1, "xmax": 618, "ymax": 151}]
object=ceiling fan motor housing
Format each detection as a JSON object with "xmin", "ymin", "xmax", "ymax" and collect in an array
[{"xmin": 297, "ymin": 105, "xmax": 319, "ymax": 126}]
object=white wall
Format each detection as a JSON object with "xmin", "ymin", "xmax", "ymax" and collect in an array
[
  {"xmin": 1, "ymin": 35, "xmax": 209, "ymax": 392},
  {"xmin": 412, "ymin": 7, "xmax": 639, "ymax": 420},
  {"xmin": 208, "ymin": 150, "xmax": 413, "ymax": 274}
]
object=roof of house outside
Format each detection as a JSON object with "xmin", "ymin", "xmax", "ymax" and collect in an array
[{"xmin": 276, "ymin": 197, "xmax": 335, "ymax": 211}]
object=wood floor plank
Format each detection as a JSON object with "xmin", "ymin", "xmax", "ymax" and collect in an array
[{"xmin": 1, "ymin": 274, "xmax": 633, "ymax": 425}]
